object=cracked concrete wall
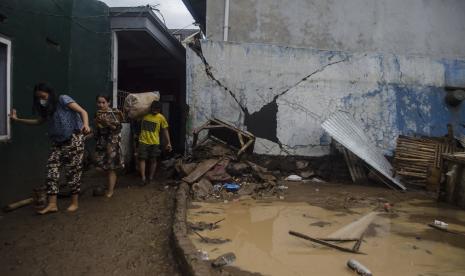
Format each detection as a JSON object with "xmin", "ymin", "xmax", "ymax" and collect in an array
[
  {"xmin": 186, "ymin": 40, "xmax": 465, "ymax": 156},
  {"xmin": 206, "ymin": 0, "xmax": 465, "ymax": 58}
]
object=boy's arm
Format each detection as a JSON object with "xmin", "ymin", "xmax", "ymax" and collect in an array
[{"xmin": 162, "ymin": 128, "xmax": 172, "ymax": 152}]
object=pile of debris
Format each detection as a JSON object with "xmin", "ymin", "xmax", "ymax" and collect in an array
[
  {"xmin": 168, "ymin": 118, "xmax": 334, "ymax": 201},
  {"xmin": 174, "ymin": 142, "xmax": 289, "ymax": 201}
]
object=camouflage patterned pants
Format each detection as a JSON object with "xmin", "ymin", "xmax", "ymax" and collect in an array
[{"xmin": 46, "ymin": 133, "xmax": 84, "ymax": 195}]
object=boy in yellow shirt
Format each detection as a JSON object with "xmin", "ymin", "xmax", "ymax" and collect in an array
[{"xmin": 138, "ymin": 101, "xmax": 172, "ymax": 185}]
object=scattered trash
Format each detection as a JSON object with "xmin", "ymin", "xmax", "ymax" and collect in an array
[
  {"xmin": 223, "ymin": 183, "xmax": 240, "ymax": 192},
  {"xmin": 427, "ymin": 221, "xmax": 465, "ymax": 236},
  {"xmin": 300, "ymin": 170, "xmax": 315, "ymax": 179},
  {"xmin": 277, "ymin": 185, "xmax": 288, "ymax": 190},
  {"xmin": 383, "ymin": 202, "xmax": 392, "ymax": 212},
  {"xmin": 347, "ymin": 259, "xmax": 372, "ymax": 276},
  {"xmin": 211, "ymin": 252, "xmax": 236, "ymax": 267},
  {"xmin": 310, "ymin": 177, "xmax": 325, "ymax": 183},
  {"xmin": 197, "ymin": 249, "xmax": 209, "ymax": 261},
  {"xmin": 433, "ymin": 220, "xmax": 448, "ymax": 229},
  {"xmin": 285, "ymin": 175, "xmax": 302, "ymax": 181},
  {"xmin": 192, "ymin": 178, "xmax": 214, "ymax": 200},
  {"xmin": 213, "ymin": 184, "xmax": 223, "ymax": 193}
]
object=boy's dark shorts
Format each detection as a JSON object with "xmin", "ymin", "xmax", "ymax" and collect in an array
[{"xmin": 138, "ymin": 143, "xmax": 161, "ymax": 160}]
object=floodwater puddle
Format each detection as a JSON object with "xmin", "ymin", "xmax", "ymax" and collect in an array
[{"xmin": 187, "ymin": 199, "xmax": 465, "ymax": 276}]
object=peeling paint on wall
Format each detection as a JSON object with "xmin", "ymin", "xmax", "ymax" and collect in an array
[{"xmin": 186, "ymin": 40, "xmax": 465, "ymax": 156}]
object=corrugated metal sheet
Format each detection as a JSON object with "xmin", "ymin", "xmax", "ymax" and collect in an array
[{"xmin": 322, "ymin": 111, "xmax": 406, "ymax": 190}]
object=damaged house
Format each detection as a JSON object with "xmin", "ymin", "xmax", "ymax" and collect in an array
[{"xmin": 182, "ymin": 0, "xmax": 465, "ymax": 157}]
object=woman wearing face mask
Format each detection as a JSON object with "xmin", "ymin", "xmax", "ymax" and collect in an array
[
  {"xmin": 10, "ymin": 83, "xmax": 90, "ymax": 214},
  {"xmin": 94, "ymin": 95, "xmax": 124, "ymax": 198}
]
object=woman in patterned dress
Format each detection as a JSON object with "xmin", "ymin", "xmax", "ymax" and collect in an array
[
  {"xmin": 10, "ymin": 83, "xmax": 90, "ymax": 214},
  {"xmin": 94, "ymin": 95, "xmax": 124, "ymax": 198}
]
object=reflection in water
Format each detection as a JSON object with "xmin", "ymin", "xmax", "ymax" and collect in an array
[{"xmin": 188, "ymin": 199, "xmax": 465, "ymax": 276}]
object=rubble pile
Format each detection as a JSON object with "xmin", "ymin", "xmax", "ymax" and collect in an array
[{"xmin": 169, "ymin": 141, "xmax": 348, "ymax": 201}]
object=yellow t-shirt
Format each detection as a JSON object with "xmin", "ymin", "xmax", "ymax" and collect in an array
[{"xmin": 139, "ymin": 113, "xmax": 168, "ymax": 145}]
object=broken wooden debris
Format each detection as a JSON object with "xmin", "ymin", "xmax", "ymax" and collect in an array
[
  {"xmin": 3, "ymin": 198, "xmax": 34, "ymax": 212},
  {"xmin": 342, "ymin": 148, "xmax": 368, "ymax": 184},
  {"xmin": 320, "ymin": 238, "xmax": 362, "ymax": 243},
  {"xmin": 352, "ymin": 231, "xmax": 365, "ymax": 252},
  {"xmin": 189, "ymin": 218, "xmax": 226, "ymax": 232},
  {"xmin": 193, "ymin": 230, "xmax": 208, "ymax": 243},
  {"xmin": 192, "ymin": 118, "xmax": 255, "ymax": 158},
  {"xmin": 189, "ymin": 221, "xmax": 220, "ymax": 231},
  {"xmin": 394, "ymin": 135, "xmax": 457, "ymax": 190},
  {"xmin": 182, "ymin": 159, "xmax": 221, "ymax": 184},
  {"xmin": 199, "ymin": 237, "xmax": 231, "ymax": 244},
  {"xmin": 289, "ymin": 230, "xmax": 366, "ymax": 254}
]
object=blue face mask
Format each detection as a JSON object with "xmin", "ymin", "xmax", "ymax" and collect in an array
[{"xmin": 39, "ymin": 99, "xmax": 48, "ymax": 107}]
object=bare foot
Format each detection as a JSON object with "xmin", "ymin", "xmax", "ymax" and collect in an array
[
  {"xmin": 67, "ymin": 204, "xmax": 78, "ymax": 212},
  {"xmin": 37, "ymin": 204, "xmax": 58, "ymax": 215},
  {"xmin": 105, "ymin": 191, "xmax": 113, "ymax": 198}
]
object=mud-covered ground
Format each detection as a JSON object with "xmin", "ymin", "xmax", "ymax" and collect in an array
[{"xmin": 0, "ymin": 172, "xmax": 180, "ymax": 276}]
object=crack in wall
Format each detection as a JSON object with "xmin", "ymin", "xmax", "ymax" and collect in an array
[
  {"xmin": 271, "ymin": 56, "xmax": 349, "ymax": 103},
  {"xmin": 188, "ymin": 40, "xmax": 249, "ymax": 115},
  {"xmin": 188, "ymin": 39, "xmax": 349, "ymax": 154}
]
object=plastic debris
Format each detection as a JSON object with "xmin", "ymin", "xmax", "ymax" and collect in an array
[
  {"xmin": 433, "ymin": 220, "xmax": 448, "ymax": 229},
  {"xmin": 197, "ymin": 249, "xmax": 209, "ymax": 261},
  {"xmin": 285, "ymin": 175, "xmax": 303, "ymax": 181},
  {"xmin": 211, "ymin": 252, "xmax": 236, "ymax": 267},
  {"xmin": 347, "ymin": 259, "xmax": 372, "ymax": 276},
  {"xmin": 223, "ymin": 183, "xmax": 240, "ymax": 192}
]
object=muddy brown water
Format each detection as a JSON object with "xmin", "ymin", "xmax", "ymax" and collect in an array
[{"xmin": 188, "ymin": 197, "xmax": 465, "ymax": 276}]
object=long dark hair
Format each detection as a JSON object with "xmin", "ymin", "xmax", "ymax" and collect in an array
[{"xmin": 32, "ymin": 83, "xmax": 57, "ymax": 118}]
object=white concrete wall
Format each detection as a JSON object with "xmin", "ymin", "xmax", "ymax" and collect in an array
[
  {"xmin": 206, "ymin": 0, "xmax": 465, "ymax": 58},
  {"xmin": 186, "ymin": 40, "xmax": 465, "ymax": 156}
]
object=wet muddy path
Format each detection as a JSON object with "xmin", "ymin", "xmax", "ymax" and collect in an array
[
  {"xmin": 188, "ymin": 182, "xmax": 465, "ymax": 276},
  {"xmin": 0, "ymin": 175, "xmax": 180, "ymax": 276}
]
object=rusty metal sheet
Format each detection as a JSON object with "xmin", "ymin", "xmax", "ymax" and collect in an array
[{"xmin": 322, "ymin": 111, "xmax": 406, "ymax": 190}]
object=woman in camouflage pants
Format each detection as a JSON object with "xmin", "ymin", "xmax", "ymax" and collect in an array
[
  {"xmin": 94, "ymin": 95, "xmax": 124, "ymax": 197},
  {"xmin": 10, "ymin": 83, "xmax": 90, "ymax": 214}
]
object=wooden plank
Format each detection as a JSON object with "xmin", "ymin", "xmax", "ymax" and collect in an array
[
  {"xmin": 3, "ymin": 198, "xmax": 34, "ymax": 212},
  {"xmin": 289, "ymin": 231, "xmax": 365, "ymax": 254},
  {"xmin": 182, "ymin": 159, "xmax": 220, "ymax": 184}
]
